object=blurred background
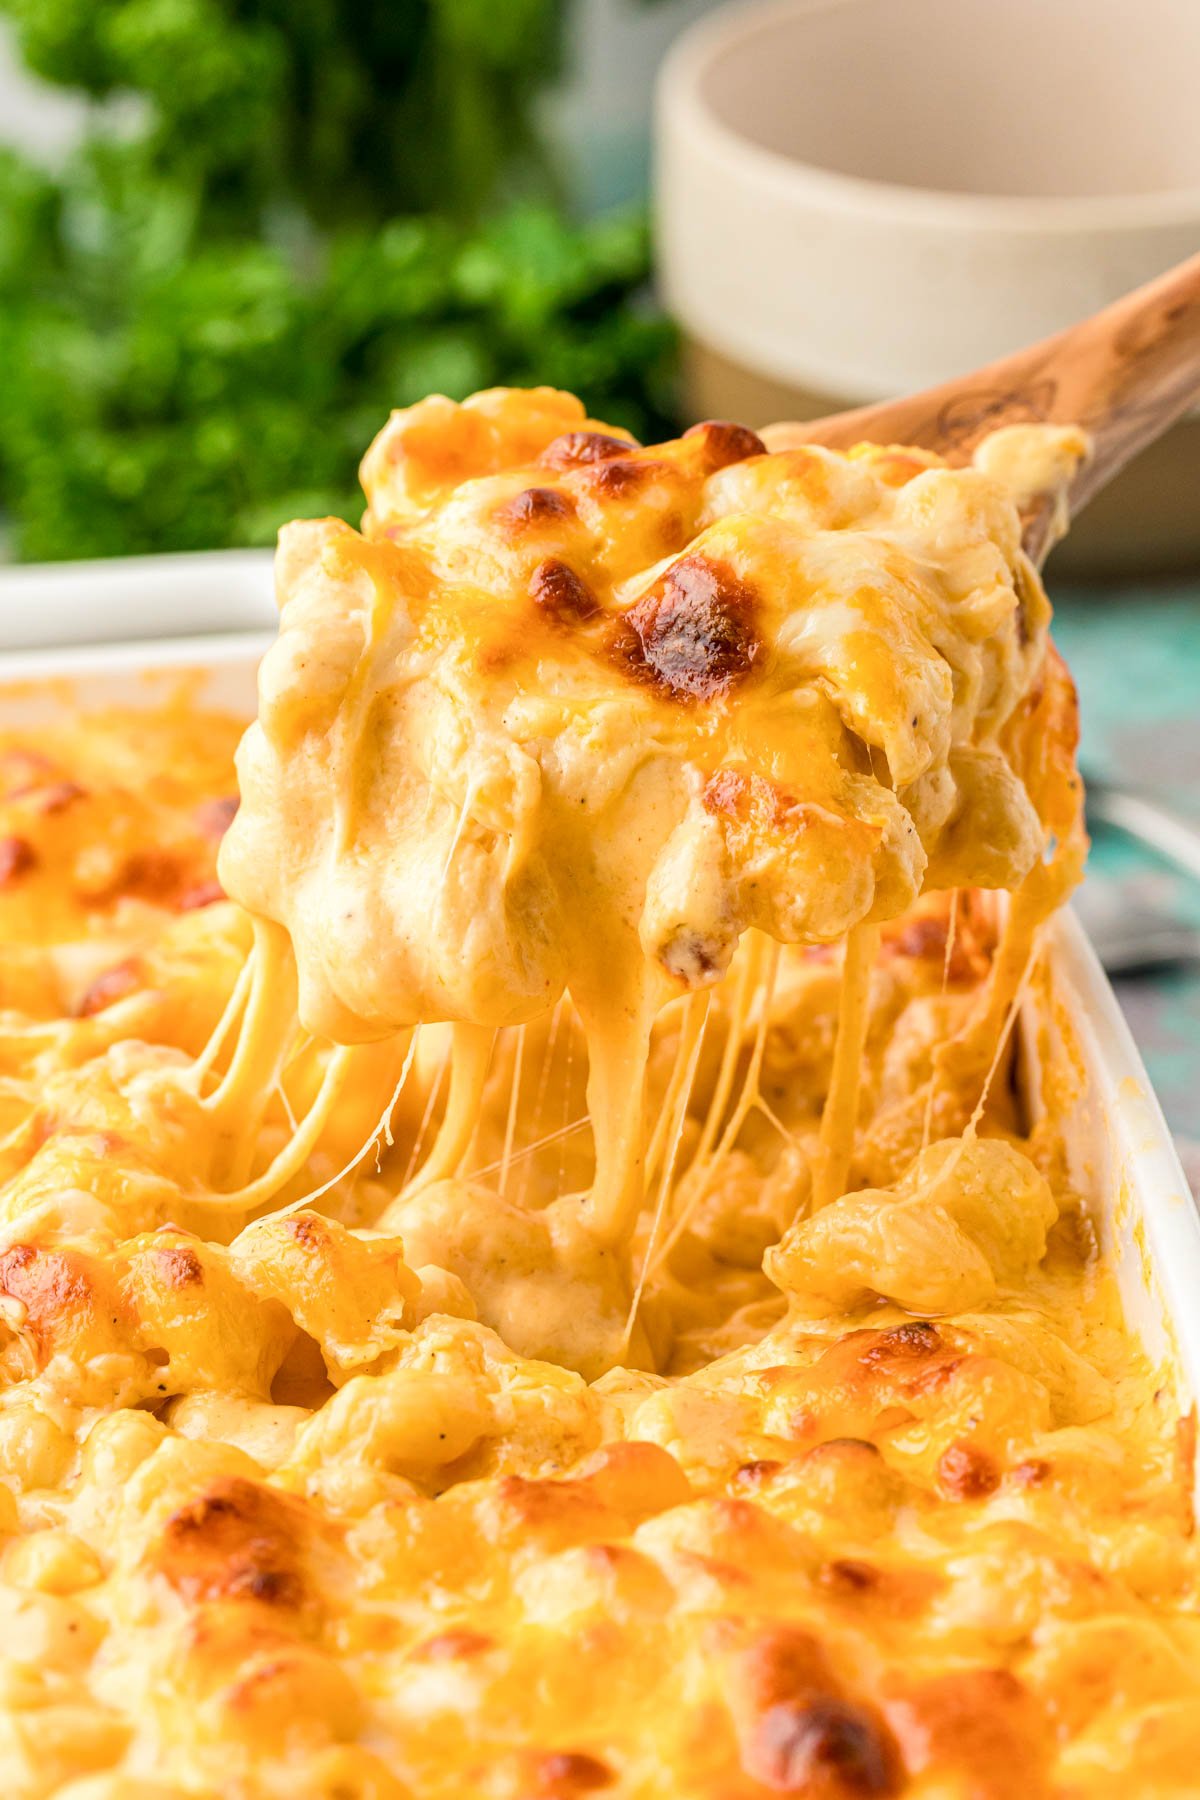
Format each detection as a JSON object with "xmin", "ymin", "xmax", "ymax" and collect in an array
[
  {"xmin": 0, "ymin": 0, "xmax": 708, "ymax": 563},
  {"xmin": 0, "ymin": 0, "xmax": 1197, "ymax": 1152},
  {"xmin": 0, "ymin": 0, "xmax": 1197, "ymax": 570}
]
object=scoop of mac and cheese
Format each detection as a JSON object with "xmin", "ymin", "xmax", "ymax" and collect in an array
[{"xmin": 222, "ymin": 390, "xmax": 1053, "ymax": 1046}]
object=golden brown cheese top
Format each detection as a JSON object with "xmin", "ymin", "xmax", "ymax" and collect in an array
[{"xmin": 220, "ymin": 388, "xmax": 1058, "ymax": 1049}]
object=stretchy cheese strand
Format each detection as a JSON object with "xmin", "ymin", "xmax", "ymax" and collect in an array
[
  {"xmin": 203, "ymin": 920, "xmax": 297, "ymax": 1188},
  {"xmin": 712, "ymin": 942, "xmax": 781, "ymax": 1166},
  {"xmin": 497, "ymin": 1024, "xmax": 527, "ymax": 1198},
  {"xmin": 401, "ymin": 1035, "xmax": 451, "ymax": 1188},
  {"xmin": 578, "ymin": 985, "xmax": 656, "ymax": 1247},
  {"xmin": 921, "ymin": 889, "xmax": 960, "ymax": 1155},
  {"xmin": 466, "ymin": 1114, "xmax": 590, "ymax": 1184},
  {"xmin": 811, "ymin": 921, "xmax": 880, "ymax": 1210},
  {"xmin": 643, "ymin": 994, "xmax": 710, "ymax": 1192},
  {"xmin": 519, "ymin": 996, "xmax": 566, "ymax": 1208},
  {"xmin": 406, "ymin": 1021, "xmax": 495, "ymax": 1193},
  {"xmin": 687, "ymin": 934, "xmax": 763, "ymax": 1174},
  {"xmin": 648, "ymin": 948, "xmax": 783, "ymax": 1280},
  {"xmin": 188, "ymin": 955, "xmax": 254, "ymax": 1089},
  {"xmin": 625, "ymin": 991, "xmax": 711, "ymax": 1349},
  {"xmin": 244, "ymin": 1029, "xmax": 421, "ymax": 1226},
  {"xmin": 213, "ymin": 1044, "xmax": 368, "ymax": 1212},
  {"xmin": 965, "ymin": 928, "xmax": 1043, "ymax": 1139}
]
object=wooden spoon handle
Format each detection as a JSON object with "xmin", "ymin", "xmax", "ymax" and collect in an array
[{"xmin": 764, "ymin": 252, "xmax": 1200, "ymax": 555}]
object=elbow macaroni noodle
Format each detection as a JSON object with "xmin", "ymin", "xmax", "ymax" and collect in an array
[{"xmin": 0, "ymin": 392, "xmax": 1193, "ymax": 1798}]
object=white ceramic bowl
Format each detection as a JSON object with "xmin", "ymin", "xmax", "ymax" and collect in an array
[{"xmin": 656, "ymin": 0, "xmax": 1200, "ymax": 404}]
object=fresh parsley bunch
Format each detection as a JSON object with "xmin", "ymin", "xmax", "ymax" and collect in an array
[{"xmin": 0, "ymin": 0, "xmax": 677, "ymax": 559}]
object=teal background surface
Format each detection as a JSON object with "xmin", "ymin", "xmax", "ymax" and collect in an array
[{"xmin": 1053, "ymin": 583, "xmax": 1200, "ymax": 1156}]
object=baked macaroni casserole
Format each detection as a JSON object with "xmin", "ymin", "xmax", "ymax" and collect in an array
[{"xmin": 0, "ymin": 389, "xmax": 1195, "ymax": 1798}]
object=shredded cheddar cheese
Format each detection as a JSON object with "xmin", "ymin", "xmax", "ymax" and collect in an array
[{"xmin": 0, "ymin": 392, "xmax": 1194, "ymax": 1800}]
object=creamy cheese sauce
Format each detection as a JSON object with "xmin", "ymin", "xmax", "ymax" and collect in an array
[
  {"xmin": 218, "ymin": 394, "xmax": 1076, "ymax": 1257},
  {"xmin": 0, "ymin": 394, "xmax": 1194, "ymax": 1799}
]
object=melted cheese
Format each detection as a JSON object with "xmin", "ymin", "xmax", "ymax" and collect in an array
[
  {"xmin": 0, "ymin": 394, "xmax": 1194, "ymax": 1799},
  {"xmin": 218, "ymin": 391, "xmax": 1065, "ymax": 1248}
]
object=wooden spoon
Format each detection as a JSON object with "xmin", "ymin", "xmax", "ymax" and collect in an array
[{"xmin": 763, "ymin": 251, "xmax": 1200, "ymax": 563}]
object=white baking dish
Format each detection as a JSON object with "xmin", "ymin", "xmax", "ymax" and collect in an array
[
  {"xmin": 0, "ymin": 548, "xmax": 275, "ymax": 652},
  {"xmin": 1, "ymin": 584, "xmax": 1197, "ymax": 1479}
]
